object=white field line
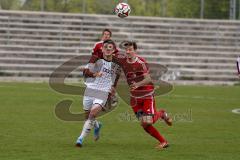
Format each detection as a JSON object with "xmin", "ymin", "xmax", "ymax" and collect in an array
[
  {"xmin": 232, "ymin": 109, "xmax": 240, "ymax": 114},
  {"xmin": 162, "ymin": 94, "xmax": 240, "ymax": 101}
]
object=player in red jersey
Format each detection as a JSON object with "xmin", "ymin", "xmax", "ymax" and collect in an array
[
  {"xmin": 91, "ymin": 29, "xmax": 112, "ymax": 59},
  {"xmin": 86, "ymin": 41, "xmax": 173, "ymax": 149},
  {"xmin": 113, "ymin": 41, "xmax": 173, "ymax": 149}
]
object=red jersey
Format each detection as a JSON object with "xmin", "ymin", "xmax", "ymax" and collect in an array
[
  {"xmin": 92, "ymin": 41, "xmax": 104, "ymax": 59},
  {"xmin": 113, "ymin": 54, "xmax": 154, "ymax": 97},
  {"xmin": 86, "ymin": 41, "xmax": 120, "ymax": 87},
  {"xmin": 91, "ymin": 41, "xmax": 119, "ymax": 60}
]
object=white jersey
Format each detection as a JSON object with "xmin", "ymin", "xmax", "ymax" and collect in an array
[
  {"xmin": 84, "ymin": 59, "xmax": 121, "ymax": 93},
  {"xmin": 237, "ymin": 57, "xmax": 240, "ymax": 74}
]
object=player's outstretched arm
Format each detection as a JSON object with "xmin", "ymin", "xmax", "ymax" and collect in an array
[
  {"xmin": 81, "ymin": 63, "xmax": 102, "ymax": 78},
  {"xmin": 130, "ymin": 74, "xmax": 152, "ymax": 90}
]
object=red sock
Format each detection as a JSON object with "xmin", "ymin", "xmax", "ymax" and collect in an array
[
  {"xmin": 143, "ymin": 125, "xmax": 166, "ymax": 143},
  {"xmin": 153, "ymin": 110, "xmax": 165, "ymax": 123}
]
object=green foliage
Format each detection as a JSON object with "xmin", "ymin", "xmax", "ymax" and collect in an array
[
  {"xmin": 85, "ymin": 0, "xmax": 115, "ymax": 14},
  {"xmin": 21, "ymin": 0, "xmax": 41, "ymax": 11},
  {"xmin": 1, "ymin": 0, "xmax": 237, "ymax": 19},
  {"xmin": 0, "ymin": 0, "xmax": 21, "ymax": 10},
  {"xmin": 204, "ymin": 0, "xmax": 230, "ymax": 19},
  {"xmin": 167, "ymin": 0, "xmax": 200, "ymax": 18},
  {"xmin": 127, "ymin": 0, "xmax": 146, "ymax": 16},
  {"xmin": 128, "ymin": 0, "xmax": 162, "ymax": 17}
]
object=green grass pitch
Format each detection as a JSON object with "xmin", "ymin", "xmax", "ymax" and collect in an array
[{"xmin": 0, "ymin": 82, "xmax": 240, "ymax": 160}]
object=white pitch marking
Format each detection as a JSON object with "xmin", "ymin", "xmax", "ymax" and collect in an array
[{"xmin": 232, "ymin": 109, "xmax": 240, "ymax": 114}]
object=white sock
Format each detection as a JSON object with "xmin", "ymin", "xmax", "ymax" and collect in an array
[
  {"xmin": 94, "ymin": 120, "xmax": 100, "ymax": 129},
  {"xmin": 79, "ymin": 119, "xmax": 94, "ymax": 140}
]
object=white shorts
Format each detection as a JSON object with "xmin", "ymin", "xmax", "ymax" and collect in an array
[
  {"xmin": 83, "ymin": 88, "xmax": 109, "ymax": 111},
  {"xmin": 83, "ymin": 96, "xmax": 108, "ymax": 111}
]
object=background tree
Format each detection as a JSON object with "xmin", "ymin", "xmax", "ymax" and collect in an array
[
  {"xmin": 167, "ymin": 0, "xmax": 200, "ymax": 18},
  {"xmin": 3, "ymin": 0, "xmax": 236, "ymax": 20},
  {"xmin": 0, "ymin": 0, "xmax": 21, "ymax": 10},
  {"xmin": 204, "ymin": 0, "xmax": 229, "ymax": 19},
  {"xmin": 21, "ymin": 0, "xmax": 41, "ymax": 11}
]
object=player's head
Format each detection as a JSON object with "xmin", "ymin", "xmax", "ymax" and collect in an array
[
  {"xmin": 101, "ymin": 29, "xmax": 112, "ymax": 41},
  {"xmin": 102, "ymin": 39, "xmax": 116, "ymax": 56},
  {"xmin": 125, "ymin": 41, "xmax": 137, "ymax": 58}
]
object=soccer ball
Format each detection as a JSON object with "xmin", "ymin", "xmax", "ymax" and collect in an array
[{"xmin": 114, "ymin": 3, "xmax": 131, "ymax": 18}]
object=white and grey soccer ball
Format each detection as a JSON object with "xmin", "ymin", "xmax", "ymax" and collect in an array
[{"xmin": 114, "ymin": 3, "xmax": 131, "ymax": 18}]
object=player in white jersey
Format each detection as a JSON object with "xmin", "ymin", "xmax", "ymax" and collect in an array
[
  {"xmin": 237, "ymin": 57, "xmax": 240, "ymax": 77},
  {"xmin": 76, "ymin": 40, "xmax": 121, "ymax": 147}
]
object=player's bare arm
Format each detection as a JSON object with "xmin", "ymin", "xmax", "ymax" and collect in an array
[
  {"xmin": 80, "ymin": 65, "xmax": 103, "ymax": 78},
  {"xmin": 130, "ymin": 74, "xmax": 152, "ymax": 90}
]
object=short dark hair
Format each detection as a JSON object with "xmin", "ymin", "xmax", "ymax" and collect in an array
[
  {"xmin": 103, "ymin": 39, "xmax": 116, "ymax": 49},
  {"xmin": 102, "ymin": 29, "xmax": 112, "ymax": 37},
  {"xmin": 126, "ymin": 41, "xmax": 137, "ymax": 50}
]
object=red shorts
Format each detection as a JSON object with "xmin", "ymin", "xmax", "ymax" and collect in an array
[{"xmin": 130, "ymin": 95, "xmax": 157, "ymax": 117}]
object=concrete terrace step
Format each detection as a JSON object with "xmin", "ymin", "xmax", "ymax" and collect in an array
[
  {"xmin": 151, "ymin": 61, "xmax": 236, "ymax": 68},
  {"xmin": 0, "ymin": 64, "xmax": 236, "ymax": 81},
  {"xmin": 0, "ymin": 57, "xmax": 68, "ymax": 65},
  {"xmin": 171, "ymin": 80, "xmax": 237, "ymax": 85},
  {"xmin": 1, "ymin": 33, "xmax": 237, "ymax": 48},
  {"xmin": 2, "ymin": 41, "xmax": 234, "ymax": 53},
  {"xmin": 1, "ymin": 10, "xmax": 240, "ymax": 84},
  {"xmin": 0, "ymin": 56, "xmax": 236, "ymax": 72},
  {"xmin": 159, "ymin": 51, "xmax": 239, "ymax": 59},
  {"xmin": 0, "ymin": 27, "xmax": 129, "ymax": 39},
  {"xmin": 1, "ymin": 33, "xmax": 240, "ymax": 47},
  {"xmin": 0, "ymin": 44, "xmax": 84, "ymax": 52},
  {"xmin": 141, "ymin": 48, "xmax": 240, "ymax": 56},
  {"xmin": 0, "ymin": 15, "xmax": 83, "ymax": 24},
  {"xmin": 2, "ymin": 20, "xmax": 239, "ymax": 37},
  {"xmin": 0, "ymin": 50, "xmax": 83, "ymax": 58},
  {"xmin": 1, "ymin": 16, "xmax": 239, "ymax": 33},
  {"xmin": 0, "ymin": 54, "xmax": 236, "ymax": 70},
  {"xmin": 0, "ymin": 45, "xmax": 239, "ymax": 59},
  {"xmin": 1, "ymin": 26, "xmax": 239, "ymax": 42},
  {"xmin": 178, "ymin": 67, "xmax": 236, "ymax": 75},
  {"xmin": 0, "ymin": 70, "xmax": 82, "ymax": 78},
  {"xmin": 0, "ymin": 57, "xmax": 89, "ymax": 66},
  {"xmin": 1, "ymin": 60, "xmax": 234, "ymax": 75},
  {"xmin": 140, "ymin": 44, "xmax": 240, "ymax": 52},
  {"xmin": 0, "ymin": 43, "xmax": 239, "ymax": 54},
  {"xmin": 143, "ymin": 54, "xmax": 236, "ymax": 64},
  {"xmin": 0, "ymin": 64, "xmax": 84, "ymax": 75},
  {"xmin": 0, "ymin": 36, "xmax": 238, "ymax": 50},
  {"xmin": 0, "ymin": 51, "xmax": 236, "ymax": 65},
  {"xmin": 0, "ymin": 61, "xmax": 235, "ymax": 77},
  {"xmin": 0, "ymin": 38, "xmax": 82, "ymax": 47},
  {"xmin": 1, "ymin": 10, "xmax": 239, "ymax": 28},
  {"xmin": 1, "ymin": 30, "xmax": 238, "ymax": 49},
  {"xmin": 0, "ymin": 33, "xmax": 98, "ymax": 41},
  {"xmin": 178, "ymin": 73, "xmax": 238, "ymax": 81}
]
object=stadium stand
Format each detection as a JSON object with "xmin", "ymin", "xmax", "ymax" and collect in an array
[{"xmin": 0, "ymin": 10, "xmax": 239, "ymax": 84}]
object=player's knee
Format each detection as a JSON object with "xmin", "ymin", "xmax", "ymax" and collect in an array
[
  {"xmin": 141, "ymin": 122, "xmax": 149, "ymax": 129},
  {"xmin": 88, "ymin": 110, "xmax": 98, "ymax": 119},
  {"xmin": 88, "ymin": 105, "xmax": 102, "ymax": 119},
  {"xmin": 140, "ymin": 115, "xmax": 153, "ymax": 126}
]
